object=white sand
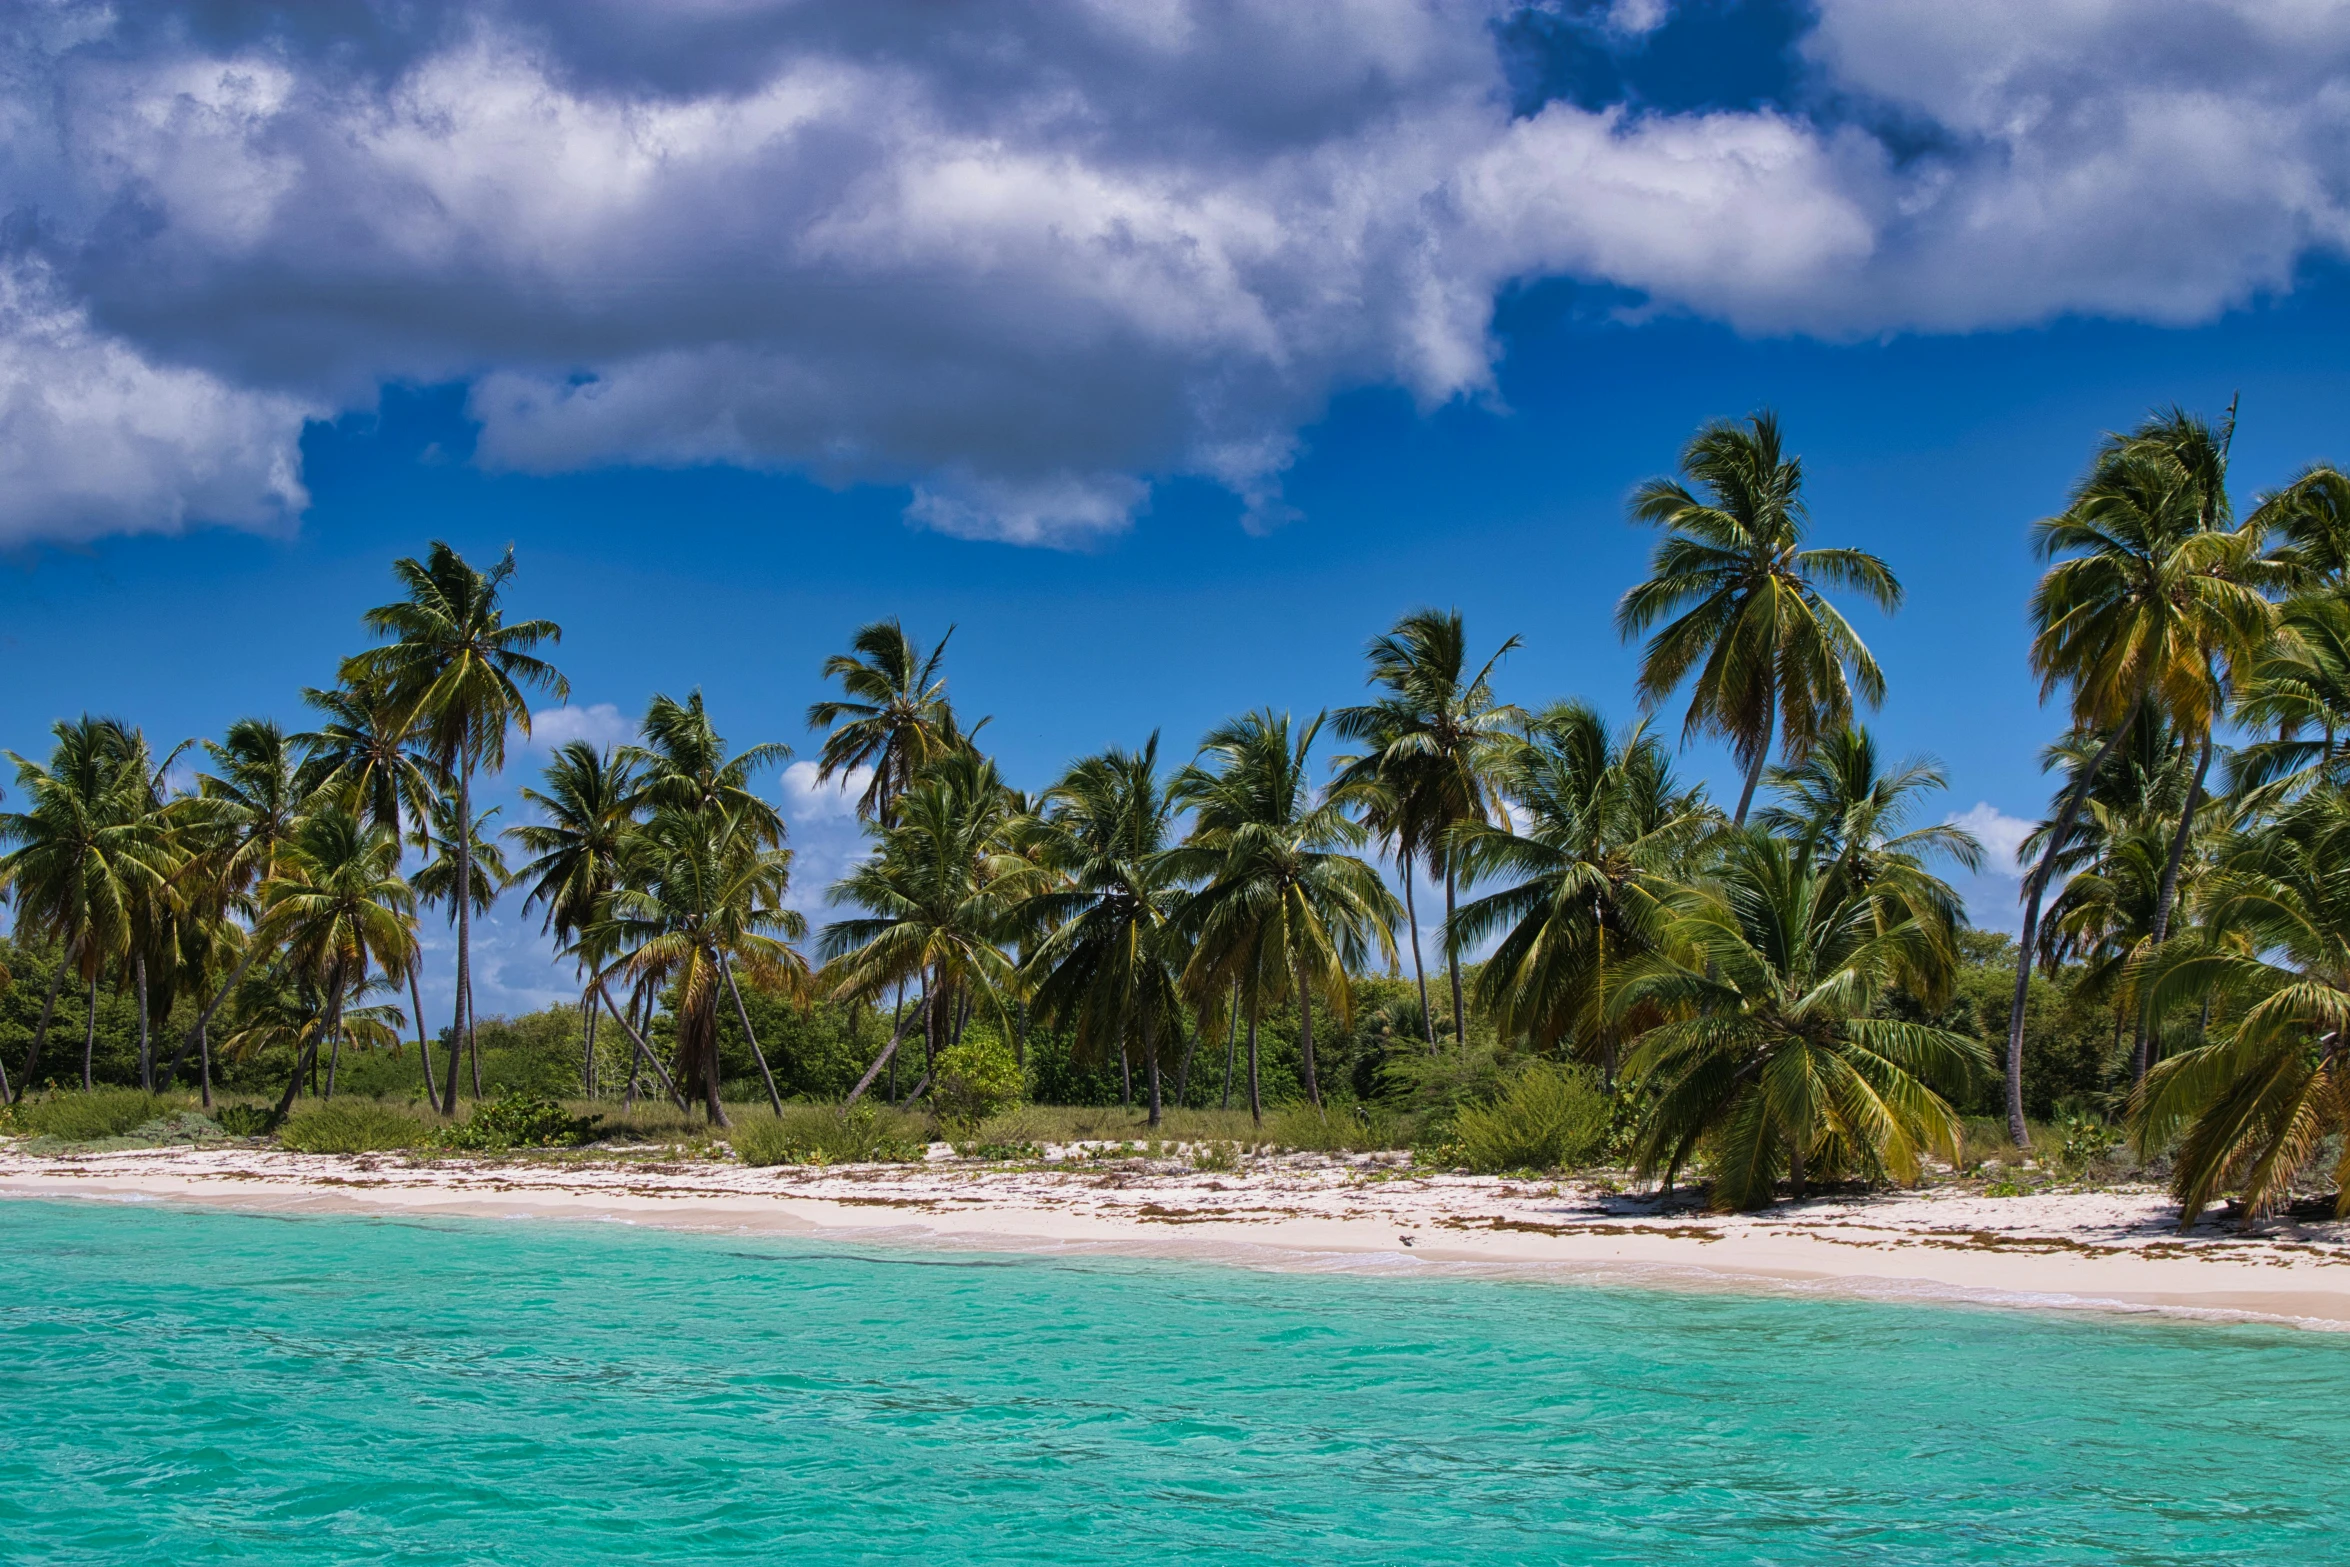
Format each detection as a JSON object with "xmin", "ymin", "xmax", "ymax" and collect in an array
[{"xmin": 6, "ymin": 1141, "xmax": 2347, "ymax": 1329}]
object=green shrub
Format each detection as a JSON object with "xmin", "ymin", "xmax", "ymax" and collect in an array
[
  {"xmin": 214, "ymin": 1103, "xmax": 281, "ymax": 1137},
  {"xmin": 1266, "ymin": 1103, "xmax": 1411, "ymax": 1153},
  {"xmin": 732, "ymin": 1103, "xmax": 929, "ymax": 1167},
  {"xmin": 1451, "ymin": 1064, "xmax": 1611, "ymax": 1174},
  {"xmin": 16, "ymin": 1089, "xmax": 178, "ymax": 1142},
  {"xmin": 442, "ymin": 1090, "xmax": 598, "ymax": 1152},
  {"xmin": 2055, "ymin": 1115, "xmax": 2124, "ymax": 1179},
  {"xmin": 932, "ymin": 1032, "xmax": 1024, "ymax": 1129},
  {"xmin": 280, "ymin": 1101, "xmax": 432, "ymax": 1154}
]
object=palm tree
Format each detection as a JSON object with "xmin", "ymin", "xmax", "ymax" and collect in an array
[
  {"xmin": 807, "ymin": 619, "xmax": 968, "ymax": 823},
  {"xmin": 626, "ymin": 690, "xmax": 790, "ymax": 843},
  {"xmin": 1015, "ymin": 738, "xmax": 1191, "ymax": 1127},
  {"xmin": 590, "ymin": 803, "xmax": 809, "ymax": 1124},
  {"xmin": 412, "ymin": 789, "xmax": 511, "ymax": 1099},
  {"xmin": 294, "ymin": 674, "xmax": 449, "ymax": 1092},
  {"xmin": 2232, "ymin": 592, "xmax": 2350, "ymax": 799},
  {"xmin": 1170, "ymin": 711, "xmax": 1400, "ymax": 1112},
  {"xmin": 0, "ymin": 718, "xmax": 180, "ymax": 1096},
  {"xmin": 2003, "ymin": 409, "xmax": 2278, "ymax": 1143},
  {"xmin": 1331, "ymin": 609, "xmax": 1523, "ymax": 1047},
  {"xmin": 821, "ymin": 752, "xmax": 1029, "ymax": 1104},
  {"xmin": 253, "ymin": 806, "xmax": 417, "ymax": 1117},
  {"xmin": 1617, "ymin": 411, "xmax": 1902, "ymax": 827},
  {"xmin": 2131, "ymin": 788, "xmax": 2350, "ymax": 1225},
  {"xmin": 510, "ymin": 741, "xmax": 641, "ymax": 1096},
  {"xmin": 1616, "ymin": 830, "xmax": 1990, "ymax": 1210},
  {"xmin": 345, "ymin": 542, "xmax": 565, "ymax": 1114},
  {"xmin": 1446, "ymin": 702, "xmax": 1713, "ymax": 1087},
  {"xmin": 1752, "ymin": 725, "xmax": 1982, "ymax": 971}
]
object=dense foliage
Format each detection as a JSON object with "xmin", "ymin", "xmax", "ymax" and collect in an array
[{"xmin": 9, "ymin": 405, "xmax": 2350, "ymax": 1221}]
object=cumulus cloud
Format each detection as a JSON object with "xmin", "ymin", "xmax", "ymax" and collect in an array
[
  {"xmin": 1948, "ymin": 801, "xmax": 2038, "ymax": 876},
  {"xmin": 10, "ymin": 0, "xmax": 2350, "ymax": 546},
  {"xmin": 526, "ymin": 701, "xmax": 632, "ymax": 752}
]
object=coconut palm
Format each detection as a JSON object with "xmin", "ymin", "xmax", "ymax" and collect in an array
[
  {"xmin": 412, "ymin": 790, "xmax": 510, "ymax": 1101},
  {"xmin": 345, "ymin": 542, "xmax": 565, "ymax": 1114},
  {"xmin": 0, "ymin": 718, "xmax": 182, "ymax": 1097},
  {"xmin": 1446, "ymin": 702, "xmax": 1713, "ymax": 1086},
  {"xmin": 2002, "ymin": 409, "xmax": 2279, "ymax": 1142},
  {"xmin": 821, "ymin": 753, "xmax": 1030, "ymax": 1103},
  {"xmin": 252, "ymin": 806, "xmax": 417, "ymax": 1117},
  {"xmin": 590, "ymin": 802, "xmax": 809, "ymax": 1124},
  {"xmin": 1170, "ymin": 711, "xmax": 1400, "ymax": 1111},
  {"xmin": 510, "ymin": 741, "xmax": 641, "ymax": 1095},
  {"xmin": 806, "ymin": 619, "xmax": 968, "ymax": 823},
  {"xmin": 2232, "ymin": 592, "xmax": 2350, "ymax": 800},
  {"xmin": 1617, "ymin": 411, "xmax": 1902, "ymax": 826},
  {"xmin": 1331, "ymin": 609, "xmax": 1523, "ymax": 1047},
  {"xmin": 293, "ymin": 675, "xmax": 450, "ymax": 1089},
  {"xmin": 1616, "ymin": 830, "xmax": 1990, "ymax": 1210},
  {"xmin": 1015, "ymin": 738, "xmax": 1191, "ymax": 1127},
  {"xmin": 625, "ymin": 690, "xmax": 790, "ymax": 844},
  {"xmin": 2131, "ymin": 789, "xmax": 2350, "ymax": 1224}
]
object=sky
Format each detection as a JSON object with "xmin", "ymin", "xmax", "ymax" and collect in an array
[{"xmin": 7, "ymin": 0, "xmax": 2350, "ymax": 1018}]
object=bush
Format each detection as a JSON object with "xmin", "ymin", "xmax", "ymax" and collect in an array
[
  {"xmin": 1264, "ymin": 1102, "xmax": 1413, "ymax": 1153},
  {"xmin": 1451, "ymin": 1064, "xmax": 1611, "ymax": 1173},
  {"xmin": 932, "ymin": 1032, "xmax": 1024, "ymax": 1129},
  {"xmin": 214, "ymin": 1103, "xmax": 281, "ymax": 1137},
  {"xmin": 442, "ymin": 1091, "xmax": 599, "ymax": 1152},
  {"xmin": 15, "ymin": 1089, "xmax": 178, "ymax": 1141},
  {"xmin": 732, "ymin": 1103, "xmax": 929, "ymax": 1167},
  {"xmin": 280, "ymin": 1101, "xmax": 433, "ymax": 1154}
]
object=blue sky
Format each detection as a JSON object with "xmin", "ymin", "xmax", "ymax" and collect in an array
[{"xmin": 7, "ymin": 0, "xmax": 2350, "ymax": 1015}]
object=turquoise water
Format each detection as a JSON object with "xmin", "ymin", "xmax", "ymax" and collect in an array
[{"xmin": 2, "ymin": 1199, "xmax": 2343, "ymax": 1565}]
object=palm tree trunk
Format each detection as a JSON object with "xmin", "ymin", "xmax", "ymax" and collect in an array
[
  {"xmin": 277, "ymin": 977, "xmax": 343, "ymax": 1119},
  {"xmin": 445, "ymin": 760, "xmax": 473, "ymax": 1115},
  {"xmin": 1222, "ymin": 984, "xmax": 1239, "ymax": 1111},
  {"xmin": 1731, "ymin": 685, "xmax": 1777, "ymax": 827},
  {"xmin": 82, "ymin": 973, "xmax": 99, "ymax": 1091},
  {"xmin": 14, "ymin": 965, "xmax": 65, "ymax": 1103},
  {"xmin": 466, "ymin": 969, "xmax": 483, "ymax": 1099},
  {"xmin": 136, "ymin": 958, "xmax": 151, "ymax": 1092},
  {"xmin": 581, "ymin": 986, "xmax": 599, "ymax": 1098},
  {"xmin": 1175, "ymin": 1021, "xmax": 1200, "ymax": 1109},
  {"xmin": 164, "ymin": 942, "xmax": 267, "ymax": 1090},
  {"xmin": 1443, "ymin": 863, "xmax": 1465, "ymax": 1047},
  {"xmin": 2003, "ymin": 703, "xmax": 2139, "ymax": 1145},
  {"xmin": 2143, "ymin": 733, "xmax": 2214, "ymax": 1077},
  {"xmin": 411, "ymin": 964, "xmax": 436, "ymax": 1109},
  {"xmin": 198, "ymin": 1017, "xmax": 212, "ymax": 1110},
  {"xmin": 594, "ymin": 980, "xmax": 688, "ymax": 1108},
  {"xmin": 845, "ymin": 991, "xmax": 926, "ymax": 1108},
  {"xmin": 325, "ymin": 1009, "xmax": 345, "ymax": 1099},
  {"xmin": 1293, "ymin": 958, "xmax": 1320, "ymax": 1109},
  {"xmin": 1120, "ymin": 1047, "xmax": 1131, "ymax": 1109},
  {"xmin": 721, "ymin": 953, "xmax": 784, "ymax": 1116},
  {"xmin": 1246, "ymin": 1016, "xmax": 1261, "ymax": 1126},
  {"xmin": 1146, "ymin": 1034, "xmax": 1163, "ymax": 1130},
  {"xmin": 1403, "ymin": 868, "xmax": 1435, "ymax": 1051}
]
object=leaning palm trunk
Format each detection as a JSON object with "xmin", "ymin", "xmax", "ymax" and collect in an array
[
  {"xmin": 1731, "ymin": 685, "xmax": 1776, "ymax": 827},
  {"xmin": 719, "ymin": 953, "xmax": 784, "ymax": 1116},
  {"xmin": 163, "ymin": 942, "xmax": 267, "ymax": 1092},
  {"xmin": 2136, "ymin": 730, "xmax": 2216, "ymax": 1084},
  {"xmin": 443, "ymin": 762, "xmax": 474, "ymax": 1115},
  {"xmin": 1221, "ymin": 987, "xmax": 1239, "ymax": 1111},
  {"xmin": 12, "ymin": 965, "xmax": 64, "ymax": 1102},
  {"xmin": 844, "ymin": 993, "xmax": 927, "ymax": 1108},
  {"xmin": 410, "ymin": 965, "xmax": 436, "ymax": 1109},
  {"xmin": 276, "ymin": 981, "xmax": 345, "ymax": 1119},
  {"xmin": 593, "ymin": 980, "xmax": 687, "ymax": 1108},
  {"xmin": 1146, "ymin": 1031, "xmax": 1164, "ymax": 1130},
  {"xmin": 1246, "ymin": 1016, "xmax": 1261, "ymax": 1125},
  {"xmin": 81, "ymin": 974, "xmax": 99, "ymax": 1091},
  {"xmin": 136, "ymin": 958, "xmax": 151, "ymax": 1092},
  {"xmin": 1402, "ymin": 869, "xmax": 1435, "ymax": 1051},
  {"xmin": 2004, "ymin": 702, "xmax": 2140, "ymax": 1144},
  {"xmin": 1443, "ymin": 863, "xmax": 1466, "ymax": 1047}
]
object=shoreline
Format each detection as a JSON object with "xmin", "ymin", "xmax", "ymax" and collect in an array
[{"xmin": 8, "ymin": 1142, "xmax": 2350, "ymax": 1331}]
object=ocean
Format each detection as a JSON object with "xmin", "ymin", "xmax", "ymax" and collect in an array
[{"xmin": 2, "ymin": 1197, "xmax": 2341, "ymax": 1564}]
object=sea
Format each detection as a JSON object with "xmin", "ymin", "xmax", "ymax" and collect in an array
[{"xmin": 2, "ymin": 1197, "xmax": 2342, "ymax": 1564}]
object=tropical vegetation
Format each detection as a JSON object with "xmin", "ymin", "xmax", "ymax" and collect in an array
[{"xmin": 8, "ymin": 400, "xmax": 2350, "ymax": 1227}]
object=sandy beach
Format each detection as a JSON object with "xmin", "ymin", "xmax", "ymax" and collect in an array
[{"xmin": 6, "ymin": 1141, "xmax": 2348, "ymax": 1330}]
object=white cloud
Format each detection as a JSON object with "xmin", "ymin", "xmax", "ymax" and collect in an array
[
  {"xmin": 526, "ymin": 701, "xmax": 632, "ymax": 752},
  {"xmin": 782, "ymin": 759, "xmax": 870, "ymax": 822},
  {"xmin": 0, "ymin": 260, "xmax": 315, "ymax": 545},
  {"xmin": 11, "ymin": 0, "xmax": 2350, "ymax": 545},
  {"xmin": 779, "ymin": 760, "xmax": 875, "ymax": 927},
  {"xmin": 1948, "ymin": 801, "xmax": 2037, "ymax": 876}
]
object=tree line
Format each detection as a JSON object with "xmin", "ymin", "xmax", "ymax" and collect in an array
[{"xmin": 5, "ymin": 405, "xmax": 2347, "ymax": 1218}]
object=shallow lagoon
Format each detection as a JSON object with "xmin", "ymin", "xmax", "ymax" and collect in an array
[{"xmin": 2, "ymin": 1197, "xmax": 2343, "ymax": 1564}]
